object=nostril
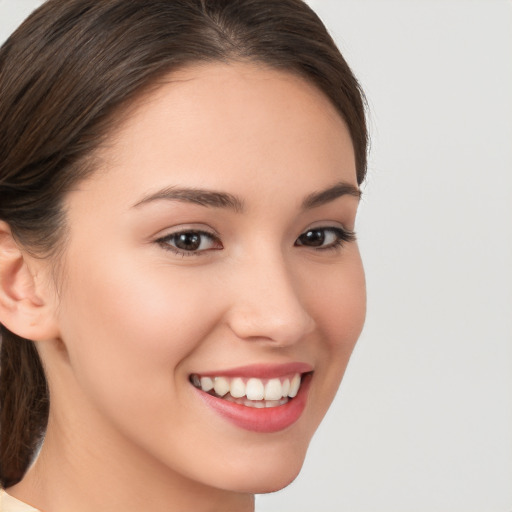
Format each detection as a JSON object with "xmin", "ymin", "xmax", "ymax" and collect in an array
[
  {"xmin": 226, "ymin": 304, "xmax": 315, "ymax": 345},
  {"xmin": 223, "ymin": 258, "xmax": 315, "ymax": 344}
]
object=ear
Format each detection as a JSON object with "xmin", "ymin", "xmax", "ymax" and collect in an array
[{"xmin": 0, "ymin": 221, "xmax": 60, "ymax": 342}]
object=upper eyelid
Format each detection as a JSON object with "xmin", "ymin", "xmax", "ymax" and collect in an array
[
  {"xmin": 156, "ymin": 230, "xmax": 221, "ymax": 248},
  {"xmin": 157, "ymin": 229, "xmax": 216, "ymax": 240},
  {"xmin": 298, "ymin": 225, "xmax": 355, "ymax": 238},
  {"xmin": 153, "ymin": 223, "xmax": 354, "ymax": 245},
  {"xmin": 155, "ymin": 229, "xmax": 222, "ymax": 257},
  {"xmin": 153, "ymin": 224, "xmax": 219, "ymax": 240},
  {"xmin": 301, "ymin": 220, "xmax": 352, "ymax": 231}
]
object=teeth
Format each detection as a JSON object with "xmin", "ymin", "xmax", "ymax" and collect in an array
[
  {"xmin": 265, "ymin": 378, "xmax": 283, "ymax": 401},
  {"xmin": 281, "ymin": 378, "xmax": 290, "ymax": 398},
  {"xmin": 223, "ymin": 394, "xmax": 289, "ymax": 408},
  {"xmin": 230, "ymin": 377, "xmax": 245, "ymax": 398},
  {"xmin": 191, "ymin": 373, "xmax": 304, "ymax": 403},
  {"xmin": 266, "ymin": 399, "xmax": 285, "ymax": 408},
  {"xmin": 288, "ymin": 374, "xmax": 301, "ymax": 398},
  {"xmin": 200, "ymin": 376, "xmax": 214, "ymax": 392},
  {"xmin": 213, "ymin": 377, "xmax": 230, "ymax": 397},
  {"xmin": 246, "ymin": 378, "xmax": 265, "ymax": 400}
]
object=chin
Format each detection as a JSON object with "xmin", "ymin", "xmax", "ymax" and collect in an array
[
  {"xmin": 251, "ymin": 467, "xmax": 303, "ymax": 494},
  {"xmin": 216, "ymin": 444, "xmax": 308, "ymax": 494},
  {"xmin": 229, "ymin": 467, "xmax": 303, "ymax": 495}
]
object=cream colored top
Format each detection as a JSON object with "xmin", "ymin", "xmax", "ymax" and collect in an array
[{"xmin": 0, "ymin": 490, "xmax": 40, "ymax": 512}]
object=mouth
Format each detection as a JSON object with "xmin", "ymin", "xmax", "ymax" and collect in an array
[
  {"xmin": 189, "ymin": 373, "xmax": 303, "ymax": 409},
  {"xmin": 189, "ymin": 363, "xmax": 313, "ymax": 433}
]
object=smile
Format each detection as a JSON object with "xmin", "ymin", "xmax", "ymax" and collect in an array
[
  {"xmin": 190, "ymin": 373, "xmax": 302, "ymax": 408},
  {"xmin": 189, "ymin": 363, "xmax": 313, "ymax": 432}
]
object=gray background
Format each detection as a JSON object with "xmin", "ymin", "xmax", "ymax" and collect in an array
[{"xmin": 1, "ymin": 1, "xmax": 511, "ymax": 511}]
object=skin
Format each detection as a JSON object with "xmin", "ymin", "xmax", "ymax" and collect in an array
[{"xmin": 6, "ymin": 62, "xmax": 366, "ymax": 512}]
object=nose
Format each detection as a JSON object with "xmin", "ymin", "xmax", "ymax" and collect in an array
[{"xmin": 224, "ymin": 252, "xmax": 315, "ymax": 346}]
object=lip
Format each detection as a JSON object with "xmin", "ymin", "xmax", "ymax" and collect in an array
[
  {"xmin": 192, "ymin": 369, "xmax": 313, "ymax": 433},
  {"xmin": 192, "ymin": 362, "xmax": 313, "ymax": 379}
]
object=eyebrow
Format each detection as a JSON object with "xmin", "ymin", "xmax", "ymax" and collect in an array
[
  {"xmin": 132, "ymin": 181, "xmax": 360, "ymax": 212},
  {"xmin": 132, "ymin": 186, "xmax": 244, "ymax": 212},
  {"xmin": 301, "ymin": 181, "xmax": 361, "ymax": 209}
]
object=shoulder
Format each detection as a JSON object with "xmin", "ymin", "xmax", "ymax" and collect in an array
[{"xmin": 0, "ymin": 490, "xmax": 40, "ymax": 512}]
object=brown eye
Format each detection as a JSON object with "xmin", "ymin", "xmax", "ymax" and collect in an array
[
  {"xmin": 158, "ymin": 230, "xmax": 222, "ymax": 255},
  {"xmin": 297, "ymin": 229, "xmax": 326, "ymax": 247},
  {"xmin": 174, "ymin": 232, "xmax": 202, "ymax": 251},
  {"xmin": 295, "ymin": 227, "xmax": 356, "ymax": 250}
]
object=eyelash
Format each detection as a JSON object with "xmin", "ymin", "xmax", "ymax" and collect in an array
[
  {"xmin": 156, "ymin": 230, "xmax": 221, "ymax": 257},
  {"xmin": 156, "ymin": 226, "xmax": 356, "ymax": 257},
  {"xmin": 295, "ymin": 226, "xmax": 356, "ymax": 251}
]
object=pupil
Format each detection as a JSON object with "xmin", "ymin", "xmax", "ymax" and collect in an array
[
  {"xmin": 175, "ymin": 233, "xmax": 200, "ymax": 250},
  {"xmin": 302, "ymin": 229, "xmax": 324, "ymax": 246}
]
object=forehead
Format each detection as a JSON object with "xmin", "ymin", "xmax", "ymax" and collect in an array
[{"xmin": 77, "ymin": 61, "xmax": 356, "ymax": 205}]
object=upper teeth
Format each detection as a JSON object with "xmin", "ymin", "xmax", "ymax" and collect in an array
[{"xmin": 191, "ymin": 374, "xmax": 302, "ymax": 401}]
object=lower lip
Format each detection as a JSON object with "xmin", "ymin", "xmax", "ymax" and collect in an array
[{"xmin": 194, "ymin": 373, "xmax": 312, "ymax": 433}]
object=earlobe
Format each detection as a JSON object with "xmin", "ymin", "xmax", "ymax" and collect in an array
[{"xmin": 0, "ymin": 221, "xmax": 59, "ymax": 341}]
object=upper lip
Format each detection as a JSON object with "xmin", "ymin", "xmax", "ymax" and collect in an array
[{"xmin": 191, "ymin": 362, "xmax": 313, "ymax": 379}]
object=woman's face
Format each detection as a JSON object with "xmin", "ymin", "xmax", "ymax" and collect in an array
[{"xmin": 44, "ymin": 62, "xmax": 366, "ymax": 494}]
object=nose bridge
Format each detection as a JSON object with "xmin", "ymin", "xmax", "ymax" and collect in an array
[{"xmin": 226, "ymin": 248, "xmax": 315, "ymax": 345}]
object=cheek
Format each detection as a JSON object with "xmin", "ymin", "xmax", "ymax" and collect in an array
[
  {"xmin": 301, "ymin": 249, "xmax": 366, "ymax": 419},
  {"xmin": 56, "ymin": 251, "xmax": 222, "ymax": 406},
  {"xmin": 306, "ymin": 249, "xmax": 366, "ymax": 352}
]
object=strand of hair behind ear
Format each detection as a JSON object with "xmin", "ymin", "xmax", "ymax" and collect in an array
[{"xmin": 0, "ymin": 329, "xmax": 49, "ymax": 488}]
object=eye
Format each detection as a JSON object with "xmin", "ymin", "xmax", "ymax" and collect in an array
[
  {"xmin": 156, "ymin": 230, "xmax": 222, "ymax": 255},
  {"xmin": 295, "ymin": 226, "xmax": 355, "ymax": 250}
]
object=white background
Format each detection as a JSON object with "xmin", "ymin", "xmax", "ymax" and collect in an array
[{"xmin": 1, "ymin": 1, "xmax": 511, "ymax": 511}]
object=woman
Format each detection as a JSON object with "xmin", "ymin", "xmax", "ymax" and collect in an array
[{"xmin": 0, "ymin": 0, "xmax": 368, "ymax": 510}]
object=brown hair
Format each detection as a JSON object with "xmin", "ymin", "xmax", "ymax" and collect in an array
[{"xmin": 0, "ymin": 0, "xmax": 368, "ymax": 488}]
